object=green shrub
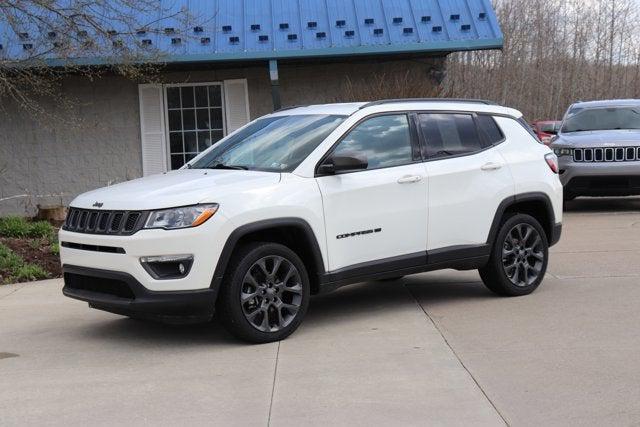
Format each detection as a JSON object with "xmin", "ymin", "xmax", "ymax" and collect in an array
[
  {"xmin": 0, "ymin": 216, "xmax": 31, "ymax": 238},
  {"xmin": 12, "ymin": 264, "xmax": 49, "ymax": 282},
  {"xmin": 0, "ymin": 243, "xmax": 23, "ymax": 271},
  {"xmin": 0, "ymin": 217, "xmax": 55, "ymax": 239},
  {"xmin": 50, "ymin": 243, "xmax": 60, "ymax": 256},
  {"xmin": 28, "ymin": 221, "xmax": 55, "ymax": 239}
]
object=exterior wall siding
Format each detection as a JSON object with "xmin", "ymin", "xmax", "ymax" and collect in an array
[{"xmin": 0, "ymin": 57, "xmax": 444, "ymax": 216}]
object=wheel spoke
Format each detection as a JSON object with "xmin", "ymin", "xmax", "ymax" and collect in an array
[{"xmin": 241, "ymin": 255, "xmax": 303, "ymax": 333}]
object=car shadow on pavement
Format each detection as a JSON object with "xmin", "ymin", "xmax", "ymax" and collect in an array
[
  {"xmin": 564, "ymin": 196, "xmax": 640, "ymax": 213},
  {"xmin": 77, "ymin": 274, "xmax": 491, "ymax": 346},
  {"xmin": 305, "ymin": 274, "xmax": 492, "ymax": 325},
  {"xmin": 78, "ymin": 315, "xmax": 239, "ymax": 347}
]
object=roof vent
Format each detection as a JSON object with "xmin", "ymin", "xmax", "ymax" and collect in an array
[
  {"xmin": 18, "ymin": 32, "xmax": 29, "ymax": 40},
  {"xmin": 316, "ymin": 32, "xmax": 326, "ymax": 39},
  {"xmin": 229, "ymin": 36, "xmax": 240, "ymax": 44},
  {"xmin": 345, "ymin": 30, "xmax": 355, "ymax": 38},
  {"xmin": 23, "ymin": 43, "xmax": 33, "ymax": 50},
  {"xmin": 141, "ymin": 39, "xmax": 152, "ymax": 46},
  {"xmin": 336, "ymin": 19, "xmax": 346, "ymax": 27},
  {"xmin": 171, "ymin": 37, "xmax": 182, "ymax": 45},
  {"xmin": 393, "ymin": 17, "xmax": 403, "ymax": 24},
  {"xmin": 193, "ymin": 26, "xmax": 204, "ymax": 33},
  {"xmin": 222, "ymin": 25, "xmax": 232, "ymax": 32},
  {"xmin": 432, "ymin": 26, "xmax": 442, "ymax": 32},
  {"xmin": 279, "ymin": 23, "xmax": 289, "ymax": 30},
  {"xmin": 107, "ymin": 30, "xmax": 118, "ymax": 36},
  {"xmin": 478, "ymin": 12, "xmax": 487, "ymax": 20},
  {"xmin": 364, "ymin": 18, "xmax": 374, "ymax": 25},
  {"xmin": 287, "ymin": 33, "xmax": 298, "ymax": 41},
  {"xmin": 461, "ymin": 24, "xmax": 471, "ymax": 31},
  {"xmin": 403, "ymin": 27, "xmax": 414, "ymax": 34},
  {"xmin": 77, "ymin": 30, "xmax": 88, "ymax": 37},
  {"xmin": 258, "ymin": 34, "xmax": 269, "ymax": 42},
  {"xmin": 450, "ymin": 14, "xmax": 460, "ymax": 21},
  {"xmin": 373, "ymin": 28, "xmax": 384, "ymax": 36},
  {"xmin": 200, "ymin": 37, "xmax": 210, "ymax": 44},
  {"xmin": 164, "ymin": 27, "xmax": 175, "ymax": 35},
  {"xmin": 307, "ymin": 21, "xmax": 317, "ymax": 29},
  {"xmin": 112, "ymin": 40, "xmax": 123, "ymax": 48},
  {"xmin": 136, "ymin": 29, "xmax": 146, "ymax": 35},
  {"xmin": 53, "ymin": 41, "xmax": 64, "ymax": 48},
  {"xmin": 421, "ymin": 16, "xmax": 431, "ymax": 23},
  {"xmin": 47, "ymin": 31, "xmax": 57, "ymax": 39},
  {"xmin": 251, "ymin": 24, "xmax": 261, "ymax": 31}
]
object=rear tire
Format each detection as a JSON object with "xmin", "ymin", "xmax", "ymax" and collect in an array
[
  {"xmin": 216, "ymin": 242, "xmax": 310, "ymax": 343},
  {"xmin": 479, "ymin": 213, "xmax": 549, "ymax": 296}
]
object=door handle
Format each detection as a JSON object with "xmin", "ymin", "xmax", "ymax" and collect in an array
[
  {"xmin": 481, "ymin": 162, "xmax": 503, "ymax": 171},
  {"xmin": 397, "ymin": 175, "xmax": 423, "ymax": 184}
]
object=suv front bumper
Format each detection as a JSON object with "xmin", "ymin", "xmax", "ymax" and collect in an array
[
  {"xmin": 558, "ymin": 157, "xmax": 640, "ymax": 196},
  {"xmin": 63, "ymin": 265, "xmax": 216, "ymax": 323}
]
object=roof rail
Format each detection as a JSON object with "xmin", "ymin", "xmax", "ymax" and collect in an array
[
  {"xmin": 275, "ymin": 104, "xmax": 307, "ymax": 112},
  {"xmin": 359, "ymin": 98, "xmax": 498, "ymax": 109}
]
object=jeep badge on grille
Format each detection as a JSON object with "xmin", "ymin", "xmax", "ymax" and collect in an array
[{"xmin": 92, "ymin": 202, "xmax": 103, "ymax": 208}]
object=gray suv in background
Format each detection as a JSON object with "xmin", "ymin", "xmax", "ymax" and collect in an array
[{"xmin": 551, "ymin": 99, "xmax": 640, "ymax": 201}]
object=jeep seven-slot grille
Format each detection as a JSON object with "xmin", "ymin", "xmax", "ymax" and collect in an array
[
  {"xmin": 63, "ymin": 208, "xmax": 146, "ymax": 235},
  {"xmin": 573, "ymin": 147, "xmax": 640, "ymax": 163}
]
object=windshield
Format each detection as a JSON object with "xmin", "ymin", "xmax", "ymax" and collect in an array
[
  {"xmin": 190, "ymin": 114, "xmax": 346, "ymax": 172},
  {"xmin": 561, "ymin": 107, "xmax": 640, "ymax": 133}
]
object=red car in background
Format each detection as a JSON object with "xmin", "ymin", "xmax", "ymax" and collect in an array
[{"xmin": 531, "ymin": 120, "xmax": 561, "ymax": 145}]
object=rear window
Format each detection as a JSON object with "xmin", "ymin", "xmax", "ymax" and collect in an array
[
  {"xmin": 418, "ymin": 113, "xmax": 485, "ymax": 159},
  {"xmin": 476, "ymin": 115, "xmax": 504, "ymax": 145}
]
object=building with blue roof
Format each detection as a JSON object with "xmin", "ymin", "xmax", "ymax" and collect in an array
[{"xmin": 0, "ymin": 0, "xmax": 502, "ymax": 216}]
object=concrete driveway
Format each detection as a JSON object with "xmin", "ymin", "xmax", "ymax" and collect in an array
[{"xmin": 2, "ymin": 198, "xmax": 640, "ymax": 426}]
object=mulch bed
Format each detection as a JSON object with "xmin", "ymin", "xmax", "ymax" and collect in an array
[{"xmin": 1, "ymin": 237, "xmax": 62, "ymax": 278}]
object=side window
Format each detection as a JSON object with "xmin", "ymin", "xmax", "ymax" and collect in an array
[
  {"xmin": 418, "ymin": 113, "xmax": 483, "ymax": 159},
  {"xmin": 332, "ymin": 114, "xmax": 414, "ymax": 170},
  {"xmin": 476, "ymin": 115, "xmax": 504, "ymax": 145}
]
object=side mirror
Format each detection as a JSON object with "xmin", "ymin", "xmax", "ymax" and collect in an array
[{"xmin": 318, "ymin": 154, "xmax": 368, "ymax": 175}]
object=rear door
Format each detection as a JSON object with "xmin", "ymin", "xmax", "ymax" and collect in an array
[
  {"xmin": 417, "ymin": 112, "xmax": 515, "ymax": 251},
  {"xmin": 316, "ymin": 113, "xmax": 428, "ymax": 271}
]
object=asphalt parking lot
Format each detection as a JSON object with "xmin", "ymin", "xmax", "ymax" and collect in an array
[{"xmin": 2, "ymin": 197, "xmax": 640, "ymax": 426}]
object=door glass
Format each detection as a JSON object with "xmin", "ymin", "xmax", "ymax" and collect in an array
[
  {"xmin": 333, "ymin": 114, "xmax": 413, "ymax": 170},
  {"xmin": 419, "ymin": 113, "xmax": 483, "ymax": 159}
]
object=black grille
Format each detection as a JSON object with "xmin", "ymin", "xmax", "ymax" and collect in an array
[
  {"xmin": 64, "ymin": 272, "xmax": 135, "ymax": 299},
  {"xmin": 573, "ymin": 146, "xmax": 640, "ymax": 163},
  {"xmin": 63, "ymin": 208, "xmax": 146, "ymax": 235}
]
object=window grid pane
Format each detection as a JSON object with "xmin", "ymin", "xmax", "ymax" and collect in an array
[{"xmin": 167, "ymin": 84, "xmax": 224, "ymax": 169}]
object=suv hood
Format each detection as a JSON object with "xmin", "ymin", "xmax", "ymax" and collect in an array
[
  {"xmin": 71, "ymin": 170, "xmax": 282, "ymax": 211},
  {"xmin": 554, "ymin": 129, "xmax": 640, "ymax": 147}
]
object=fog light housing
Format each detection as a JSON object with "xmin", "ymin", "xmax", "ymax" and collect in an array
[{"xmin": 140, "ymin": 254, "xmax": 194, "ymax": 280}]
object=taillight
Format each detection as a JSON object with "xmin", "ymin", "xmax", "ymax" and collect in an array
[{"xmin": 545, "ymin": 153, "xmax": 559, "ymax": 174}]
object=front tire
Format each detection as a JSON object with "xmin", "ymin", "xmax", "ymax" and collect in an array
[
  {"xmin": 479, "ymin": 214, "xmax": 549, "ymax": 296},
  {"xmin": 216, "ymin": 242, "xmax": 310, "ymax": 343}
]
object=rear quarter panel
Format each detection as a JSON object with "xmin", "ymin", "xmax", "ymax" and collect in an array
[{"xmin": 495, "ymin": 117, "xmax": 563, "ymax": 224}]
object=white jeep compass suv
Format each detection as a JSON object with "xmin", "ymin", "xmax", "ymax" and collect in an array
[{"xmin": 60, "ymin": 99, "xmax": 563, "ymax": 343}]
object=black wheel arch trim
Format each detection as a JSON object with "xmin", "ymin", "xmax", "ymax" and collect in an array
[
  {"xmin": 211, "ymin": 217, "xmax": 326, "ymax": 290},
  {"xmin": 486, "ymin": 192, "xmax": 561, "ymax": 248}
]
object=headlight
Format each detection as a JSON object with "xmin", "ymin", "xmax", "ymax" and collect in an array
[
  {"xmin": 553, "ymin": 147, "xmax": 572, "ymax": 157},
  {"xmin": 144, "ymin": 204, "xmax": 219, "ymax": 230}
]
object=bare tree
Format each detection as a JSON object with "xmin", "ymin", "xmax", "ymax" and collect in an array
[
  {"xmin": 443, "ymin": 0, "xmax": 640, "ymax": 120},
  {"xmin": 0, "ymin": 0, "xmax": 189, "ymax": 119}
]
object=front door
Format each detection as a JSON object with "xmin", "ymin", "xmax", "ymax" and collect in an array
[{"xmin": 316, "ymin": 114, "xmax": 428, "ymax": 271}]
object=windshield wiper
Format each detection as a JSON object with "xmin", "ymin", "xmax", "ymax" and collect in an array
[{"xmin": 207, "ymin": 163, "xmax": 249, "ymax": 170}]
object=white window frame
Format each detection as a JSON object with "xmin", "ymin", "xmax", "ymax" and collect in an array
[{"xmin": 162, "ymin": 82, "xmax": 227, "ymax": 170}]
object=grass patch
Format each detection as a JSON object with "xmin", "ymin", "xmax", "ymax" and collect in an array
[
  {"xmin": 12, "ymin": 264, "xmax": 49, "ymax": 282},
  {"xmin": 50, "ymin": 242, "xmax": 60, "ymax": 256},
  {"xmin": 0, "ymin": 216, "xmax": 55, "ymax": 239},
  {"xmin": 0, "ymin": 242, "xmax": 51, "ymax": 284}
]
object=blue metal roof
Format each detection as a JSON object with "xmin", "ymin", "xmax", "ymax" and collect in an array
[{"xmin": 0, "ymin": 0, "xmax": 502, "ymax": 65}]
